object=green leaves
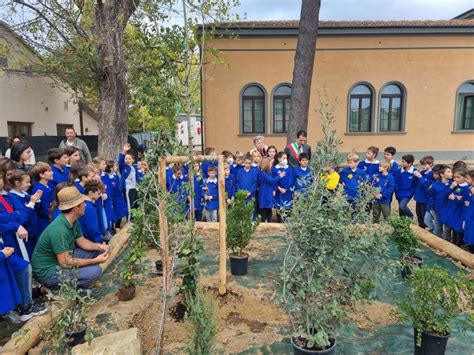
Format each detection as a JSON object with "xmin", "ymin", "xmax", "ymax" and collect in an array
[
  {"xmin": 397, "ymin": 265, "xmax": 473, "ymax": 343},
  {"xmin": 389, "ymin": 216, "xmax": 420, "ymax": 261},
  {"xmin": 226, "ymin": 190, "xmax": 259, "ymax": 256}
]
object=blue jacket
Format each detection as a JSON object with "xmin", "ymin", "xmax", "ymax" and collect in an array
[
  {"xmin": 430, "ymin": 180, "xmax": 451, "ymax": 215},
  {"xmin": 236, "ymin": 168, "xmax": 258, "ymax": 201},
  {"xmin": 230, "ymin": 164, "xmax": 243, "ymax": 179},
  {"xmin": 463, "ymin": 193, "xmax": 474, "ymax": 245},
  {"xmin": 225, "ymin": 175, "xmax": 236, "ymax": 199},
  {"xmin": 167, "ymin": 174, "xmax": 189, "ymax": 215},
  {"xmin": 193, "ymin": 174, "xmax": 204, "ymax": 212},
  {"xmin": 389, "ymin": 160, "xmax": 399, "ymax": 177},
  {"xmin": 358, "ymin": 160, "xmax": 380, "ymax": 181},
  {"xmin": 118, "ymin": 153, "xmax": 139, "ymax": 192},
  {"xmin": 293, "ymin": 166, "xmax": 313, "ymax": 192},
  {"xmin": 339, "ymin": 167, "xmax": 367, "ymax": 201},
  {"xmin": 79, "ymin": 199, "xmax": 103, "ymax": 243},
  {"xmin": 414, "ymin": 170, "xmax": 434, "ymax": 204},
  {"xmin": 272, "ymin": 165, "xmax": 294, "ymax": 209},
  {"xmin": 100, "ymin": 172, "xmax": 117, "ymax": 227},
  {"xmin": 258, "ymin": 170, "xmax": 281, "ymax": 209},
  {"xmin": 0, "ymin": 240, "xmax": 28, "ymax": 315},
  {"xmin": 443, "ymin": 183, "xmax": 470, "ymax": 232},
  {"xmin": 32, "ymin": 181, "xmax": 55, "ymax": 237},
  {"xmin": 395, "ymin": 166, "xmax": 418, "ymax": 200},
  {"xmin": 8, "ymin": 191, "xmax": 39, "ymax": 258},
  {"xmin": 107, "ymin": 173, "xmax": 127, "ymax": 221},
  {"xmin": 374, "ymin": 173, "xmax": 395, "ymax": 205},
  {"xmin": 203, "ymin": 178, "xmax": 219, "ymax": 210},
  {"xmin": 51, "ymin": 165, "xmax": 70, "ymax": 187}
]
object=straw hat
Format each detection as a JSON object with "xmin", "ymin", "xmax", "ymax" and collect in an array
[{"xmin": 58, "ymin": 186, "xmax": 86, "ymax": 210}]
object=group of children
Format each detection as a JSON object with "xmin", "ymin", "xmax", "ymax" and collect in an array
[
  {"xmin": 166, "ymin": 146, "xmax": 474, "ymax": 253},
  {"xmin": 0, "ymin": 142, "xmax": 147, "ymax": 322}
]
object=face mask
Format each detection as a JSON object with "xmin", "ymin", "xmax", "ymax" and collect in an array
[
  {"xmin": 227, "ymin": 157, "xmax": 234, "ymax": 165},
  {"xmin": 280, "ymin": 159, "xmax": 288, "ymax": 167}
]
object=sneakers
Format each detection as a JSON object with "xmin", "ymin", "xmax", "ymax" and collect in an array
[
  {"xmin": 18, "ymin": 301, "xmax": 48, "ymax": 322},
  {"xmin": 2, "ymin": 311, "xmax": 23, "ymax": 324}
]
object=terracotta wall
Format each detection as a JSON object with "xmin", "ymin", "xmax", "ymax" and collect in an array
[{"xmin": 202, "ymin": 35, "xmax": 474, "ymax": 160}]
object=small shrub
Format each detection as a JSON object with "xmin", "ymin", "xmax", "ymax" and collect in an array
[
  {"xmin": 397, "ymin": 265, "xmax": 474, "ymax": 346},
  {"xmin": 388, "ymin": 216, "xmax": 420, "ymax": 262},
  {"xmin": 226, "ymin": 190, "xmax": 259, "ymax": 256}
]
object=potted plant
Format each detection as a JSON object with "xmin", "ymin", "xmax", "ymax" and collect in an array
[
  {"xmin": 226, "ymin": 190, "xmax": 259, "ymax": 275},
  {"xmin": 281, "ymin": 108, "xmax": 392, "ymax": 354},
  {"xmin": 44, "ymin": 268, "xmax": 94, "ymax": 350},
  {"xmin": 388, "ymin": 216, "xmax": 422, "ymax": 278},
  {"xmin": 397, "ymin": 266, "xmax": 473, "ymax": 355},
  {"xmin": 118, "ymin": 247, "xmax": 143, "ymax": 301}
]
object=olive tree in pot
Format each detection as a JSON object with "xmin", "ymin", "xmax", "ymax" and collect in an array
[
  {"xmin": 397, "ymin": 266, "xmax": 473, "ymax": 355},
  {"xmin": 280, "ymin": 100, "xmax": 392, "ymax": 354},
  {"xmin": 226, "ymin": 190, "xmax": 259, "ymax": 275},
  {"xmin": 388, "ymin": 216, "xmax": 422, "ymax": 278}
]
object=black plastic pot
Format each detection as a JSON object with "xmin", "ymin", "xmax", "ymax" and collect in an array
[
  {"xmin": 401, "ymin": 255, "xmax": 424, "ymax": 279},
  {"xmin": 229, "ymin": 253, "xmax": 249, "ymax": 276},
  {"xmin": 156, "ymin": 260, "xmax": 163, "ymax": 275},
  {"xmin": 291, "ymin": 337, "xmax": 336, "ymax": 355},
  {"xmin": 65, "ymin": 321, "xmax": 87, "ymax": 347},
  {"xmin": 414, "ymin": 328, "xmax": 449, "ymax": 355}
]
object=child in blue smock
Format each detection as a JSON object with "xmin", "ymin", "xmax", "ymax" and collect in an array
[
  {"xmin": 106, "ymin": 161, "xmax": 127, "ymax": 229},
  {"xmin": 272, "ymin": 152, "xmax": 294, "ymax": 222},
  {"xmin": 48, "ymin": 148, "xmax": 70, "ymax": 187},
  {"xmin": 413, "ymin": 156, "xmax": 435, "ymax": 229},
  {"xmin": 462, "ymin": 171, "xmax": 474, "ymax": 253},
  {"xmin": 293, "ymin": 153, "xmax": 312, "ymax": 194},
  {"xmin": 339, "ymin": 153, "xmax": 367, "ymax": 204},
  {"xmin": 79, "ymin": 179, "xmax": 105, "ymax": 243},
  {"xmin": 201, "ymin": 147, "xmax": 217, "ymax": 179},
  {"xmin": 203, "ymin": 166, "xmax": 219, "ymax": 222},
  {"xmin": 192, "ymin": 162, "xmax": 204, "ymax": 221},
  {"xmin": 224, "ymin": 162, "xmax": 236, "ymax": 205},
  {"xmin": 443, "ymin": 168, "xmax": 470, "ymax": 246},
  {"xmin": 394, "ymin": 154, "xmax": 418, "ymax": 219},
  {"xmin": 372, "ymin": 161, "xmax": 395, "ymax": 223},
  {"xmin": 30, "ymin": 162, "xmax": 55, "ymax": 237},
  {"xmin": 358, "ymin": 146, "xmax": 380, "ymax": 182},
  {"xmin": 236, "ymin": 154, "xmax": 258, "ymax": 204},
  {"xmin": 258, "ymin": 159, "xmax": 285, "ymax": 222},
  {"xmin": 167, "ymin": 165, "xmax": 189, "ymax": 216},
  {"xmin": 430, "ymin": 165, "xmax": 453, "ymax": 238},
  {"xmin": 119, "ymin": 143, "xmax": 140, "ymax": 221}
]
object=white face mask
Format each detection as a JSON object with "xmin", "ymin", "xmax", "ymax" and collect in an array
[
  {"xmin": 227, "ymin": 157, "xmax": 234, "ymax": 165},
  {"xmin": 280, "ymin": 159, "xmax": 288, "ymax": 167}
]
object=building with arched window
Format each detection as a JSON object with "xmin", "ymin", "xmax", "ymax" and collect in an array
[{"xmin": 200, "ymin": 11, "xmax": 474, "ymax": 162}]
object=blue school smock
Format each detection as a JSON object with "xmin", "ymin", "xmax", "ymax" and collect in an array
[
  {"xmin": 373, "ymin": 173, "xmax": 395, "ymax": 205},
  {"xmin": 8, "ymin": 191, "xmax": 39, "ymax": 258},
  {"xmin": 394, "ymin": 166, "xmax": 418, "ymax": 200},
  {"xmin": 203, "ymin": 178, "xmax": 219, "ymax": 211},
  {"xmin": 230, "ymin": 164, "xmax": 243, "ymax": 179},
  {"xmin": 389, "ymin": 160, "xmax": 399, "ymax": 176},
  {"xmin": 358, "ymin": 160, "xmax": 380, "ymax": 181},
  {"xmin": 100, "ymin": 172, "xmax": 117, "ymax": 226},
  {"xmin": 0, "ymin": 240, "xmax": 28, "ymax": 315},
  {"xmin": 79, "ymin": 199, "xmax": 103, "ymax": 243},
  {"xmin": 236, "ymin": 168, "xmax": 258, "ymax": 202},
  {"xmin": 51, "ymin": 165, "xmax": 70, "ymax": 187},
  {"xmin": 167, "ymin": 174, "xmax": 189, "ymax": 215},
  {"xmin": 52, "ymin": 207, "xmax": 61, "ymax": 221},
  {"xmin": 32, "ymin": 181, "xmax": 55, "ymax": 237},
  {"xmin": 431, "ymin": 180, "xmax": 451, "ymax": 215},
  {"xmin": 118, "ymin": 153, "xmax": 139, "ymax": 192},
  {"xmin": 225, "ymin": 174, "xmax": 236, "ymax": 199},
  {"xmin": 272, "ymin": 165, "xmax": 294, "ymax": 209},
  {"xmin": 257, "ymin": 170, "xmax": 281, "ymax": 209},
  {"xmin": 444, "ymin": 183, "xmax": 470, "ymax": 232},
  {"xmin": 293, "ymin": 166, "xmax": 313, "ymax": 192},
  {"xmin": 463, "ymin": 193, "xmax": 474, "ymax": 245},
  {"xmin": 73, "ymin": 181, "xmax": 86, "ymax": 194},
  {"xmin": 193, "ymin": 174, "xmax": 204, "ymax": 212},
  {"xmin": 414, "ymin": 170, "xmax": 434, "ymax": 204},
  {"xmin": 0, "ymin": 193, "xmax": 31, "ymax": 260},
  {"xmin": 108, "ymin": 173, "xmax": 128, "ymax": 221},
  {"xmin": 339, "ymin": 167, "xmax": 367, "ymax": 202},
  {"xmin": 96, "ymin": 196, "xmax": 108, "ymax": 234}
]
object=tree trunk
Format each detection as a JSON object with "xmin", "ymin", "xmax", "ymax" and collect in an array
[
  {"xmin": 95, "ymin": 0, "xmax": 139, "ymax": 160},
  {"xmin": 287, "ymin": 0, "xmax": 321, "ymax": 144}
]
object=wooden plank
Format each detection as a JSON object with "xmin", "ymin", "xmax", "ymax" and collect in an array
[
  {"xmin": 165, "ymin": 155, "xmax": 221, "ymax": 164},
  {"xmin": 217, "ymin": 155, "xmax": 227, "ymax": 295}
]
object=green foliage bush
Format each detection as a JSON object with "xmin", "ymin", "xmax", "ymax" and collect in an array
[
  {"xmin": 397, "ymin": 266, "xmax": 474, "ymax": 346},
  {"xmin": 388, "ymin": 216, "xmax": 420, "ymax": 262},
  {"xmin": 226, "ymin": 190, "xmax": 259, "ymax": 256},
  {"xmin": 185, "ymin": 287, "xmax": 218, "ymax": 355},
  {"xmin": 280, "ymin": 97, "xmax": 392, "ymax": 350}
]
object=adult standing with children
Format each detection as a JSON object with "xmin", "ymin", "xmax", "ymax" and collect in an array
[
  {"xmin": 4, "ymin": 135, "xmax": 36, "ymax": 165},
  {"xmin": 250, "ymin": 135, "xmax": 268, "ymax": 158},
  {"xmin": 284, "ymin": 130, "xmax": 312, "ymax": 168},
  {"xmin": 59, "ymin": 127, "xmax": 92, "ymax": 163}
]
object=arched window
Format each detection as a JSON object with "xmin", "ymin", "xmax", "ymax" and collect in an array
[
  {"xmin": 380, "ymin": 84, "xmax": 404, "ymax": 132},
  {"xmin": 455, "ymin": 81, "xmax": 474, "ymax": 130},
  {"xmin": 273, "ymin": 85, "xmax": 291, "ymax": 133},
  {"xmin": 242, "ymin": 85, "xmax": 265, "ymax": 134},
  {"xmin": 348, "ymin": 84, "xmax": 373, "ymax": 132}
]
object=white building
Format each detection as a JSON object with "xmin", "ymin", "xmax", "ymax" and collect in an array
[{"xmin": 0, "ymin": 21, "xmax": 98, "ymax": 137}]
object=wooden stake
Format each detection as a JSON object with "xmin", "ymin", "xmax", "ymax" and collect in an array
[
  {"xmin": 217, "ymin": 154, "xmax": 227, "ymax": 295},
  {"xmin": 158, "ymin": 157, "xmax": 170, "ymax": 292}
]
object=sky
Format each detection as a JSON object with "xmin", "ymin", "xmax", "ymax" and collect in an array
[{"xmin": 232, "ymin": 0, "xmax": 474, "ymax": 21}]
